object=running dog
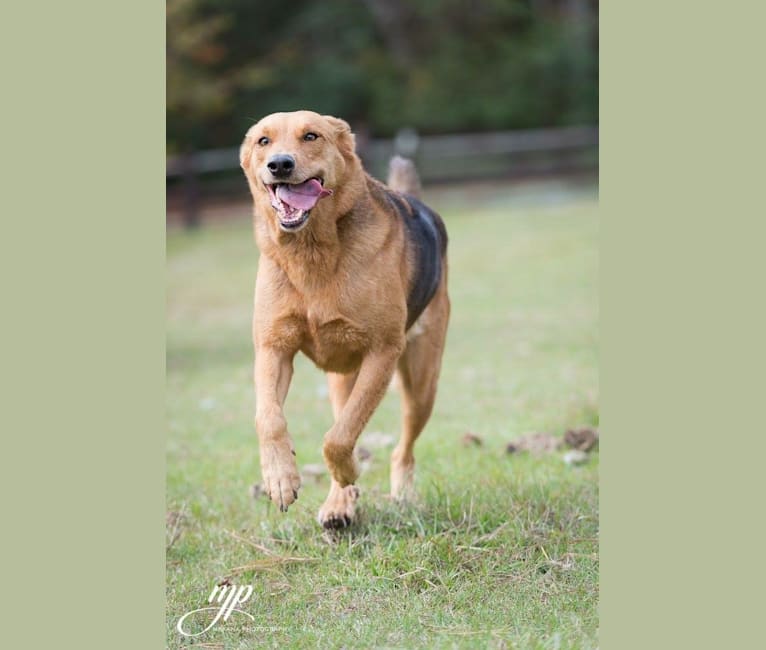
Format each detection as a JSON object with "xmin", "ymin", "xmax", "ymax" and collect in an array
[{"xmin": 240, "ymin": 110, "xmax": 449, "ymax": 528}]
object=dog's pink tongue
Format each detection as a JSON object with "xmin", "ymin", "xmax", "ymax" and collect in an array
[{"xmin": 276, "ymin": 179, "xmax": 332, "ymax": 211}]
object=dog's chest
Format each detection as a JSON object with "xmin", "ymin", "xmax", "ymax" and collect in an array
[{"xmin": 300, "ymin": 307, "xmax": 368, "ymax": 373}]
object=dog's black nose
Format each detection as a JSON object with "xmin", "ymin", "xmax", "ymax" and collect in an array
[{"xmin": 267, "ymin": 154, "xmax": 295, "ymax": 178}]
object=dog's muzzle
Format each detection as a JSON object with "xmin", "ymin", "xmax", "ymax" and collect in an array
[{"xmin": 266, "ymin": 178, "xmax": 333, "ymax": 232}]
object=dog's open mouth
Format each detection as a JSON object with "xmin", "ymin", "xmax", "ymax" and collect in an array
[{"xmin": 266, "ymin": 178, "xmax": 333, "ymax": 231}]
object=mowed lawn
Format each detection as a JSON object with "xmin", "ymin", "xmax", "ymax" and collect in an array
[{"xmin": 166, "ymin": 180, "xmax": 599, "ymax": 649}]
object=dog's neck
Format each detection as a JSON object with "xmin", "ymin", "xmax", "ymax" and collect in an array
[
  {"xmin": 258, "ymin": 220, "xmax": 343, "ymax": 291},
  {"xmin": 255, "ymin": 169, "xmax": 383, "ymax": 293}
]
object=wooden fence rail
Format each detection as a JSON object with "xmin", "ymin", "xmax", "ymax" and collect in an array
[{"xmin": 167, "ymin": 125, "xmax": 598, "ymax": 226}]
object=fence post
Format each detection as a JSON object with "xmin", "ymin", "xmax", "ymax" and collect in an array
[{"xmin": 180, "ymin": 153, "xmax": 200, "ymax": 229}]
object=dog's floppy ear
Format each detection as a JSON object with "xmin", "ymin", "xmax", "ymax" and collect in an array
[
  {"xmin": 240, "ymin": 135, "xmax": 255, "ymax": 171},
  {"xmin": 323, "ymin": 115, "xmax": 356, "ymax": 157}
]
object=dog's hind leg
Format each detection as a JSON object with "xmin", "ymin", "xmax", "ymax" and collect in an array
[{"xmin": 391, "ymin": 283, "xmax": 450, "ymax": 499}]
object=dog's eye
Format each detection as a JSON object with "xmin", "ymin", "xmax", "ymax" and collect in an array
[
  {"xmin": 257, "ymin": 136, "xmax": 270, "ymax": 146},
  {"xmin": 303, "ymin": 132, "xmax": 319, "ymax": 142}
]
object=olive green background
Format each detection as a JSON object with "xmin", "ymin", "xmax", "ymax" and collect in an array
[
  {"xmin": 2, "ymin": 3, "xmax": 166, "ymax": 648},
  {"xmin": 3, "ymin": 3, "xmax": 765, "ymax": 648}
]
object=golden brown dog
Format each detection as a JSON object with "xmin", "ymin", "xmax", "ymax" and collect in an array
[{"xmin": 240, "ymin": 110, "xmax": 449, "ymax": 528}]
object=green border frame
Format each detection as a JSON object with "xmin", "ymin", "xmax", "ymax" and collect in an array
[
  {"xmin": 4, "ymin": 2, "xmax": 765, "ymax": 648},
  {"xmin": 600, "ymin": 3, "xmax": 766, "ymax": 648},
  {"xmin": 3, "ymin": 3, "xmax": 165, "ymax": 648}
]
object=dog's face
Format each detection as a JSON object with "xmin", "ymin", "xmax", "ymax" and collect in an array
[{"xmin": 240, "ymin": 111, "xmax": 356, "ymax": 233}]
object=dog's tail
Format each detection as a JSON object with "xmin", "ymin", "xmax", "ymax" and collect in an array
[{"xmin": 387, "ymin": 155, "xmax": 422, "ymax": 199}]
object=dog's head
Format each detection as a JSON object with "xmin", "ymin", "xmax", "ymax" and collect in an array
[{"xmin": 240, "ymin": 111, "xmax": 359, "ymax": 234}]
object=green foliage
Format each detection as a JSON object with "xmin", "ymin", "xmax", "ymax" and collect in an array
[{"xmin": 167, "ymin": 0, "xmax": 598, "ymax": 152}]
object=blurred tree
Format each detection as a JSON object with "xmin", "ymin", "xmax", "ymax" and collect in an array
[
  {"xmin": 166, "ymin": 0, "xmax": 598, "ymax": 152},
  {"xmin": 362, "ymin": 0, "xmax": 416, "ymax": 67},
  {"xmin": 167, "ymin": 0, "xmax": 233, "ymax": 154}
]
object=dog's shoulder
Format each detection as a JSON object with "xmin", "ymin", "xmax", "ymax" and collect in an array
[
  {"xmin": 367, "ymin": 178, "xmax": 446, "ymax": 248},
  {"xmin": 397, "ymin": 193, "xmax": 448, "ymax": 259},
  {"xmin": 372, "ymin": 184, "xmax": 446, "ymax": 330}
]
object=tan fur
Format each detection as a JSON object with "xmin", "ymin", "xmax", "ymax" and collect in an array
[{"xmin": 240, "ymin": 111, "xmax": 450, "ymax": 527}]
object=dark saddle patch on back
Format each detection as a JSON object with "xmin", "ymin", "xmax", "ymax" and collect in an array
[{"xmin": 386, "ymin": 191, "xmax": 447, "ymax": 331}]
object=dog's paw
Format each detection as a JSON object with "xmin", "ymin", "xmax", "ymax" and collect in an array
[
  {"xmin": 390, "ymin": 454, "xmax": 415, "ymax": 500},
  {"xmin": 260, "ymin": 440, "xmax": 301, "ymax": 512},
  {"xmin": 317, "ymin": 484, "xmax": 360, "ymax": 529}
]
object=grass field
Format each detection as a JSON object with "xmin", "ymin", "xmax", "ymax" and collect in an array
[{"xmin": 166, "ymin": 179, "xmax": 599, "ymax": 649}]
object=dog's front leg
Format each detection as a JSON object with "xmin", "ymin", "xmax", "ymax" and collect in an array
[
  {"xmin": 255, "ymin": 346, "xmax": 300, "ymax": 511},
  {"xmin": 318, "ymin": 347, "xmax": 401, "ymax": 527}
]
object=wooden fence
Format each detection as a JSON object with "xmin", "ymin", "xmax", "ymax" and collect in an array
[{"xmin": 167, "ymin": 126, "xmax": 598, "ymax": 227}]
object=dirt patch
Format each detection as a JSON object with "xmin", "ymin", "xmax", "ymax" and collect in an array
[
  {"xmin": 461, "ymin": 432, "xmax": 484, "ymax": 447},
  {"xmin": 506, "ymin": 431, "xmax": 563, "ymax": 455},
  {"xmin": 564, "ymin": 427, "xmax": 599, "ymax": 452}
]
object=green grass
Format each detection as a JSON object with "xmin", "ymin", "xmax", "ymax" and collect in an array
[{"xmin": 166, "ymin": 180, "xmax": 599, "ymax": 649}]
